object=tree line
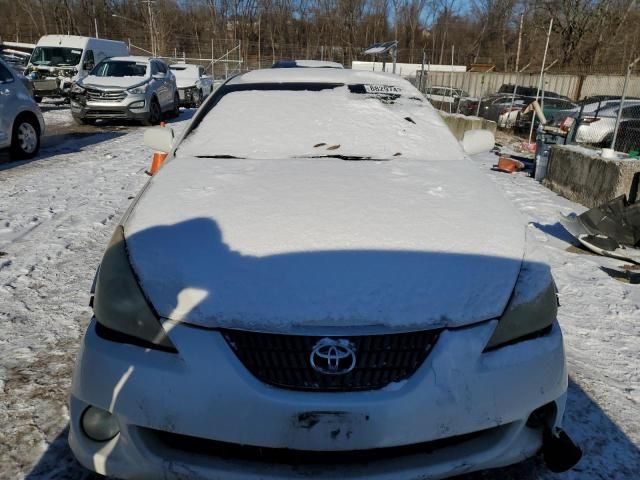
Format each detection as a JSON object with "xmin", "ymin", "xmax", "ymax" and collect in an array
[{"xmin": 1, "ymin": 0, "xmax": 638, "ymax": 73}]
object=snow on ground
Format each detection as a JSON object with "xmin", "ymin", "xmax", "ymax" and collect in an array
[
  {"xmin": 0, "ymin": 108, "xmax": 192, "ymax": 480},
  {"xmin": 0, "ymin": 113, "xmax": 638, "ymax": 479}
]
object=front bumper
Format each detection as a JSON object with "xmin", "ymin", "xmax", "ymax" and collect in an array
[
  {"xmin": 70, "ymin": 95, "xmax": 149, "ymax": 121},
  {"xmin": 178, "ymin": 87, "xmax": 198, "ymax": 106},
  {"xmin": 69, "ymin": 319, "xmax": 567, "ymax": 479}
]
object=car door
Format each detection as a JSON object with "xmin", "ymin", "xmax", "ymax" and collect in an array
[
  {"xmin": 0, "ymin": 61, "xmax": 17, "ymax": 147},
  {"xmin": 158, "ymin": 61, "xmax": 174, "ymax": 107},
  {"xmin": 199, "ymin": 66, "xmax": 212, "ymax": 96},
  {"xmin": 150, "ymin": 61, "xmax": 168, "ymax": 109}
]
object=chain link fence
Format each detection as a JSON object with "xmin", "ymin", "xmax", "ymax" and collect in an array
[{"xmin": 413, "ymin": 60, "xmax": 640, "ymax": 157}]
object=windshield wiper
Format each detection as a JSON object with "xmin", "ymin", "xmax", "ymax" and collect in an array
[
  {"xmin": 304, "ymin": 154, "xmax": 389, "ymax": 161},
  {"xmin": 195, "ymin": 155, "xmax": 245, "ymax": 159}
]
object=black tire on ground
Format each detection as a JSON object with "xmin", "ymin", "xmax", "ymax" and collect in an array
[
  {"xmin": 143, "ymin": 97, "xmax": 162, "ymax": 126},
  {"xmin": 170, "ymin": 92, "xmax": 180, "ymax": 118},
  {"xmin": 34, "ymin": 96, "xmax": 42, "ymax": 103},
  {"xmin": 600, "ymin": 135, "xmax": 613, "ymax": 149},
  {"xmin": 10, "ymin": 114, "xmax": 40, "ymax": 160},
  {"xmin": 72, "ymin": 115, "xmax": 87, "ymax": 125}
]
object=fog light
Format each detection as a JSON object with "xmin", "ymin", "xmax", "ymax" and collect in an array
[
  {"xmin": 81, "ymin": 406, "xmax": 120, "ymax": 441},
  {"xmin": 129, "ymin": 100, "xmax": 145, "ymax": 109}
]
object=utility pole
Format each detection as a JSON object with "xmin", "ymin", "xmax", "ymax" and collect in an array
[
  {"xmin": 142, "ymin": 0, "xmax": 156, "ymax": 57},
  {"xmin": 93, "ymin": 4, "xmax": 99, "ymax": 38},
  {"xmin": 515, "ymin": 13, "xmax": 524, "ymax": 73},
  {"xmin": 528, "ymin": 18, "xmax": 553, "ymax": 144}
]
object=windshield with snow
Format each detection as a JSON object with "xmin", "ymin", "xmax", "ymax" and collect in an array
[
  {"xmin": 91, "ymin": 61, "xmax": 147, "ymax": 77},
  {"xmin": 178, "ymin": 84, "xmax": 464, "ymax": 161},
  {"xmin": 30, "ymin": 47, "xmax": 82, "ymax": 67}
]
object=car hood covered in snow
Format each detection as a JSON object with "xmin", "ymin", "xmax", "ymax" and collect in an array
[
  {"xmin": 123, "ymin": 156, "xmax": 526, "ymax": 332},
  {"xmin": 81, "ymin": 75, "xmax": 147, "ymax": 89}
]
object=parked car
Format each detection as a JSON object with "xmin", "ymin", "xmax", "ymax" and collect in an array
[
  {"xmin": 614, "ymin": 118, "xmax": 640, "ymax": 153},
  {"xmin": 0, "ymin": 51, "xmax": 29, "ymax": 74},
  {"xmin": 272, "ymin": 59, "xmax": 344, "ymax": 68},
  {"xmin": 69, "ymin": 68, "xmax": 577, "ymax": 480},
  {"xmin": 572, "ymin": 101, "xmax": 640, "ymax": 146},
  {"xmin": 515, "ymin": 97, "xmax": 579, "ymax": 133},
  {"xmin": 0, "ymin": 57, "xmax": 44, "ymax": 159},
  {"xmin": 497, "ymin": 84, "xmax": 570, "ymax": 101},
  {"xmin": 457, "ymin": 96, "xmax": 482, "ymax": 116},
  {"xmin": 70, "ymin": 56, "xmax": 179, "ymax": 125},
  {"xmin": 169, "ymin": 64, "xmax": 214, "ymax": 107},
  {"xmin": 25, "ymin": 35, "xmax": 129, "ymax": 102},
  {"xmin": 475, "ymin": 93, "xmax": 514, "ymax": 119},
  {"xmin": 482, "ymin": 95, "xmax": 529, "ymax": 126},
  {"xmin": 424, "ymin": 85, "xmax": 471, "ymax": 111}
]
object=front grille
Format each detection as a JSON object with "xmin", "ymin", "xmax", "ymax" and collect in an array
[
  {"xmin": 86, "ymin": 87, "xmax": 126, "ymax": 102},
  {"xmin": 85, "ymin": 109, "xmax": 128, "ymax": 118},
  {"xmin": 149, "ymin": 426, "xmax": 496, "ymax": 465},
  {"xmin": 222, "ymin": 329, "xmax": 440, "ymax": 392}
]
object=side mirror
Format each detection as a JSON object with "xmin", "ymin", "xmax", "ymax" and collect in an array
[
  {"xmin": 83, "ymin": 62, "xmax": 94, "ymax": 71},
  {"xmin": 461, "ymin": 129, "xmax": 495, "ymax": 156},
  {"xmin": 144, "ymin": 126, "xmax": 175, "ymax": 153}
]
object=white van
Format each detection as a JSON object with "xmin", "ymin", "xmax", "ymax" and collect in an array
[{"xmin": 25, "ymin": 35, "xmax": 129, "ymax": 101}]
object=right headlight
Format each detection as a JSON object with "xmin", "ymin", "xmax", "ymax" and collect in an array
[
  {"xmin": 70, "ymin": 83, "xmax": 85, "ymax": 94},
  {"xmin": 484, "ymin": 260, "xmax": 558, "ymax": 351},
  {"xmin": 93, "ymin": 226, "xmax": 176, "ymax": 352},
  {"xmin": 127, "ymin": 83, "xmax": 149, "ymax": 95}
]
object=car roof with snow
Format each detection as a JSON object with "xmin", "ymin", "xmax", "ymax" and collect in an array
[
  {"xmin": 272, "ymin": 59, "xmax": 344, "ymax": 69},
  {"xmin": 227, "ymin": 68, "xmax": 409, "ymax": 87},
  {"xmin": 106, "ymin": 56, "xmax": 153, "ymax": 63},
  {"xmin": 170, "ymin": 64, "xmax": 201, "ymax": 70}
]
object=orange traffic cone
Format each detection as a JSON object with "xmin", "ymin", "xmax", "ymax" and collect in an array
[{"xmin": 147, "ymin": 152, "xmax": 168, "ymax": 176}]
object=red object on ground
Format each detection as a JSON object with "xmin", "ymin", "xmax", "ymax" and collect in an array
[{"xmin": 494, "ymin": 156, "xmax": 525, "ymax": 174}]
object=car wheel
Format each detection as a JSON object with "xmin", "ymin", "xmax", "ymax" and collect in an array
[
  {"xmin": 72, "ymin": 115, "xmax": 88, "ymax": 125},
  {"xmin": 170, "ymin": 92, "xmax": 180, "ymax": 118},
  {"xmin": 10, "ymin": 115, "xmax": 40, "ymax": 160},
  {"xmin": 599, "ymin": 135, "xmax": 613, "ymax": 148},
  {"xmin": 143, "ymin": 98, "xmax": 162, "ymax": 126}
]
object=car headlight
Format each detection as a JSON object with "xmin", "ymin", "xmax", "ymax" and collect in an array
[
  {"xmin": 128, "ymin": 83, "xmax": 149, "ymax": 95},
  {"xmin": 93, "ymin": 226, "xmax": 176, "ymax": 352},
  {"xmin": 71, "ymin": 83, "xmax": 85, "ymax": 94},
  {"xmin": 484, "ymin": 260, "xmax": 558, "ymax": 351}
]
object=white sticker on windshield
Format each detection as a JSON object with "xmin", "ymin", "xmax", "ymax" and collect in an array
[
  {"xmin": 364, "ymin": 84, "xmax": 401, "ymax": 94},
  {"xmin": 71, "ymin": 50, "xmax": 82, "ymax": 54}
]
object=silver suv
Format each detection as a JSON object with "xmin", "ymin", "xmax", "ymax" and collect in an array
[
  {"xmin": 0, "ymin": 57, "xmax": 45, "ymax": 159},
  {"xmin": 70, "ymin": 56, "xmax": 179, "ymax": 125}
]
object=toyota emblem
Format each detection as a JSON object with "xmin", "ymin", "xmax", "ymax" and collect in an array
[{"xmin": 310, "ymin": 338, "xmax": 357, "ymax": 375}]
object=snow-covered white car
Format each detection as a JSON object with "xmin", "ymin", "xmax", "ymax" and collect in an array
[
  {"xmin": 170, "ymin": 64, "xmax": 214, "ymax": 107},
  {"xmin": 0, "ymin": 56, "xmax": 44, "ymax": 159},
  {"xmin": 69, "ymin": 69, "xmax": 578, "ymax": 479}
]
